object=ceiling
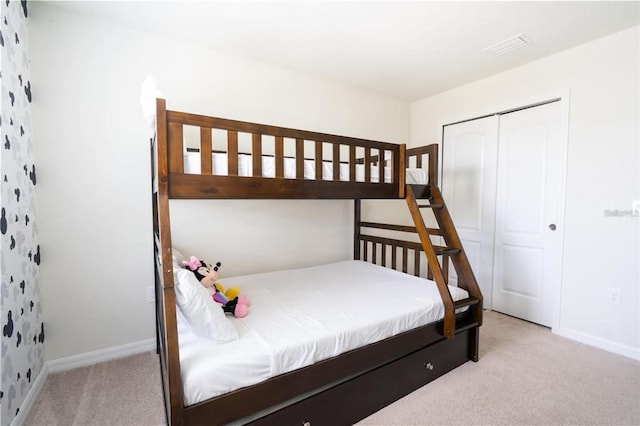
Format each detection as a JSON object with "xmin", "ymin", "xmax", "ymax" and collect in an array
[{"xmin": 47, "ymin": 1, "xmax": 639, "ymax": 101}]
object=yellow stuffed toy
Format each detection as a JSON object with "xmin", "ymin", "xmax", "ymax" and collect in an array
[{"xmin": 214, "ymin": 282, "xmax": 242, "ymax": 303}]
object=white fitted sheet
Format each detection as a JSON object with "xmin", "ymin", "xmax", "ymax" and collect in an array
[
  {"xmin": 177, "ymin": 260, "xmax": 468, "ymax": 406},
  {"xmin": 183, "ymin": 152, "xmax": 428, "ymax": 184}
]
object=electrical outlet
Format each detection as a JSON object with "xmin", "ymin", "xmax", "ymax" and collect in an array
[
  {"xmin": 607, "ymin": 288, "xmax": 622, "ymax": 305},
  {"xmin": 147, "ymin": 286, "xmax": 156, "ymax": 303}
]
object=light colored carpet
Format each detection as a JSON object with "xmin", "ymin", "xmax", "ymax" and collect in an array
[
  {"xmin": 359, "ymin": 311, "xmax": 640, "ymax": 425},
  {"xmin": 24, "ymin": 350, "xmax": 165, "ymax": 426},
  {"xmin": 24, "ymin": 311, "xmax": 640, "ymax": 425}
]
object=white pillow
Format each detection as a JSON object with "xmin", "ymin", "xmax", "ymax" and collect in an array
[{"xmin": 174, "ymin": 268, "xmax": 238, "ymax": 342}]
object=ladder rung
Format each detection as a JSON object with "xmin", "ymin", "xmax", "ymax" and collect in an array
[
  {"xmin": 417, "ymin": 203, "xmax": 443, "ymax": 209},
  {"xmin": 435, "ymin": 247, "xmax": 461, "ymax": 256},
  {"xmin": 454, "ymin": 297, "xmax": 480, "ymax": 309}
]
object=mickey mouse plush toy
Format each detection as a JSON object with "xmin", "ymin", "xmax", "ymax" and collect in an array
[{"xmin": 182, "ymin": 256, "xmax": 249, "ymax": 318}]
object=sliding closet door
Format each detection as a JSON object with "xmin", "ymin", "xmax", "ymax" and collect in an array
[
  {"xmin": 443, "ymin": 100, "xmax": 563, "ymax": 326},
  {"xmin": 442, "ymin": 116, "xmax": 499, "ymax": 308},
  {"xmin": 491, "ymin": 101, "xmax": 562, "ymax": 327}
]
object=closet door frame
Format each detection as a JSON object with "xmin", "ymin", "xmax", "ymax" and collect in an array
[{"xmin": 436, "ymin": 90, "xmax": 570, "ymax": 331}]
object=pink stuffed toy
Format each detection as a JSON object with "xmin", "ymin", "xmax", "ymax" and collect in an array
[{"xmin": 182, "ymin": 256, "xmax": 249, "ymax": 318}]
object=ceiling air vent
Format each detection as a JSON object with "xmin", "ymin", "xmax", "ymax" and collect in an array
[{"xmin": 482, "ymin": 34, "xmax": 533, "ymax": 56}]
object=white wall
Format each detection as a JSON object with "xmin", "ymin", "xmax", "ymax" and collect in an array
[
  {"xmin": 29, "ymin": 3, "xmax": 409, "ymax": 361},
  {"xmin": 411, "ymin": 26, "xmax": 640, "ymax": 358}
]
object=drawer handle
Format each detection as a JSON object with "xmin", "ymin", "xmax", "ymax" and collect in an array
[{"xmin": 424, "ymin": 362, "xmax": 434, "ymax": 371}]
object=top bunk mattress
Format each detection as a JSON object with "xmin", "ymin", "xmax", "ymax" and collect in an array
[
  {"xmin": 183, "ymin": 152, "xmax": 428, "ymax": 184},
  {"xmin": 177, "ymin": 260, "xmax": 468, "ymax": 406}
]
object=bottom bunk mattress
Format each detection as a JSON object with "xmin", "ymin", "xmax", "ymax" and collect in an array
[{"xmin": 176, "ymin": 260, "xmax": 469, "ymax": 406}]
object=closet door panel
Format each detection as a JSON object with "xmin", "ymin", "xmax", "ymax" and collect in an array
[
  {"xmin": 447, "ymin": 136, "xmax": 484, "ymax": 230},
  {"xmin": 442, "ymin": 116, "xmax": 499, "ymax": 306},
  {"xmin": 502, "ymin": 124, "xmax": 546, "ymax": 234},
  {"xmin": 461, "ymin": 240, "xmax": 482, "ymax": 285},
  {"xmin": 492, "ymin": 101, "xmax": 562, "ymax": 327},
  {"xmin": 500, "ymin": 245, "xmax": 544, "ymax": 298}
]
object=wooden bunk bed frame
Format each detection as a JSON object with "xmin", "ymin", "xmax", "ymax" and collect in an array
[{"xmin": 152, "ymin": 98, "xmax": 483, "ymax": 425}]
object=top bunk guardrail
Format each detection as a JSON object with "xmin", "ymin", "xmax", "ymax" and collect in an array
[
  {"xmin": 156, "ymin": 98, "xmax": 409, "ymax": 200},
  {"xmin": 406, "ymin": 144, "xmax": 439, "ymax": 187}
]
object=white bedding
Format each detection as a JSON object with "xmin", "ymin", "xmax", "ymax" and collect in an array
[
  {"xmin": 177, "ymin": 260, "xmax": 468, "ymax": 406},
  {"xmin": 183, "ymin": 152, "xmax": 428, "ymax": 184}
]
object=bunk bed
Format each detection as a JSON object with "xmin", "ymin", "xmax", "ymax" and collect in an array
[{"xmin": 152, "ymin": 98, "xmax": 483, "ymax": 425}]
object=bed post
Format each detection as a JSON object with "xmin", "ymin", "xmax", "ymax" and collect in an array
[
  {"xmin": 398, "ymin": 144, "xmax": 406, "ymax": 198},
  {"xmin": 428, "ymin": 143, "xmax": 439, "ymax": 186},
  {"xmin": 154, "ymin": 98, "xmax": 185, "ymax": 426},
  {"xmin": 468, "ymin": 324, "xmax": 480, "ymax": 362},
  {"xmin": 354, "ymin": 199, "xmax": 361, "ymax": 260}
]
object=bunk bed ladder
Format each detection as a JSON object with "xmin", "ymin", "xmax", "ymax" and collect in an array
[{"xmin": 405, "ymin": 184, "xmax": 483, "ymax": 339}]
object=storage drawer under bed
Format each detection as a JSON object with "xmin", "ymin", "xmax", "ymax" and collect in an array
[{"xmin": 248, "ymin": 328, "xmax": 473, "ymax": 426}]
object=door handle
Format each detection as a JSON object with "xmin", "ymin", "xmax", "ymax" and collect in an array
[{"xmin": 549, "ymin": 224, "xmax": 556, "ymax": 231}]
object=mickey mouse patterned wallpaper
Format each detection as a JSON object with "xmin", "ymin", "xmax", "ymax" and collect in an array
[{"xmin": 0, "ymin": 1, "xmax": 44, "ymax": 424}]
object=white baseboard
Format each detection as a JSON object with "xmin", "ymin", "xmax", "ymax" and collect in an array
[
  {"xmin": 11, "ymin": 363, "xmax": 49, "ymax": 426},
  {"xmin": 47, "ymin": 338, "xmax": 156, "ymax": 373},
  {"xmin": 553, "ymin": 326, "xmax": 640, "ymax": 361}
]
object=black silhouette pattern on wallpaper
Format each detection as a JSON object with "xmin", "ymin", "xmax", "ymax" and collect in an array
[{"xmin": 0, "ymin": 1, "xmax": 44, "ymax": 424}]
